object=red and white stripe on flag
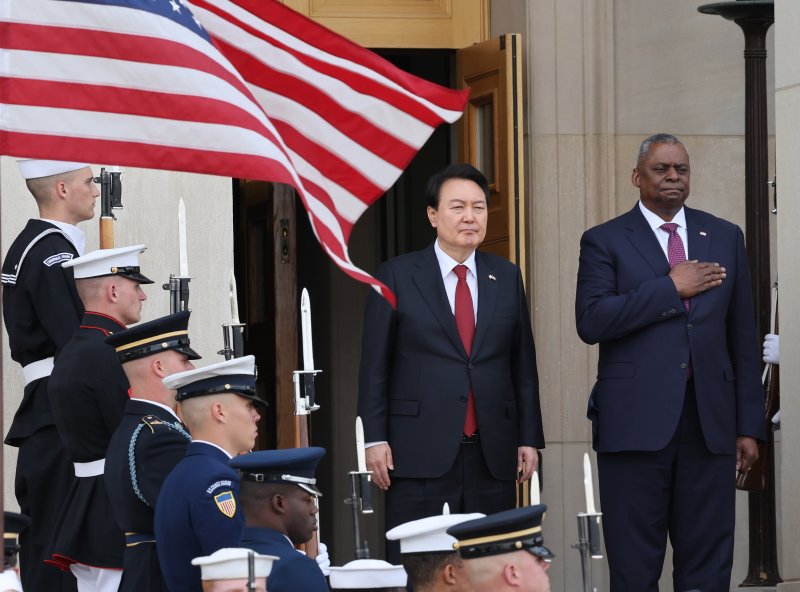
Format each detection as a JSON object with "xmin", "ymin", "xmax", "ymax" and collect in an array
[{"xmin": 0, "ymin": 0, "xmax": 469, "ymax": 306}]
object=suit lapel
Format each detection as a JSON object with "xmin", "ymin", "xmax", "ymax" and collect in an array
[
  {"xmin": 472, "ymin": 252, "xmax": 496, "ymax": 357},
  {"xmin": 685, "ymin": 207, "xmax": 711, "ymax": 316},
  {"xmin": 412, "ymin": 244, "xmax": 466, "ymax": 357},
  {"xmin": 624, "ymin": 205, "xmax": 671, "ymax": 276},
  {"xmin": 685, "ymin": 207, "xmax": 711, "ymax": 262}
]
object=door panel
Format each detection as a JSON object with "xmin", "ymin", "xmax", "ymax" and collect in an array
[{"xmin": 456, "ymin": 34, "xmax": 526, "ymax": 270}]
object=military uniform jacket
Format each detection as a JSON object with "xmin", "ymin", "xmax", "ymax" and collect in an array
[
  {"xmin": 105, "ymin": 399, "xmax": 191, "ymax": 592},
  {"xmin": 240, "ymin": 527, "xmax": 328, "ymax": 592},
  {"xmin": 155, "ymin": 441, "xmax": 244, "ymax": 592},
  {"xmin": 45, "ymin": 312, "xmax": 129, "ymax": 569},
  {"xmin": 1, "ymin": 219, "xmax": 83, "ymax": 444}
]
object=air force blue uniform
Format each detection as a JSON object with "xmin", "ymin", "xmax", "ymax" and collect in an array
[
  {"xmin": 240, "ymin": 527, "xmax": 327, "ymax": 592},
  {"xmin": 155, "ymin": 441, "xmax": 244, "ymax": 592}
]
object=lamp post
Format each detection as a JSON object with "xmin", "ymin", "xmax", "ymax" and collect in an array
[{"xmin": 697, "ymin": 1, "xmax": 778, "ymax": 586}]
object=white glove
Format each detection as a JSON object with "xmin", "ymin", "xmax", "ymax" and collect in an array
[
  {"xmin": 315, "ymin": 541, "xmax": 330, "ymax": 577},
  {"xmin": 763, "ymin": 333, "xmax": 780, "ymax": 364}
]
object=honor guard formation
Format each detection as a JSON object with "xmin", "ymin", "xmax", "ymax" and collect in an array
[{"xmin": 1, "ymin": 142, "xmax": 769, "ymax": 592}]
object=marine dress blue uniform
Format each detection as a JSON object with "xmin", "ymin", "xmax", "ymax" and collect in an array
[{"xmin": 155, "ymin": 440, "xmax": 244, "ymax": 592}]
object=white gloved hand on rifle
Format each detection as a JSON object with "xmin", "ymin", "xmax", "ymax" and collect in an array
[
  {"xmin": 763, "ymin": 333, "xmax": 780, "ymax": 365},
  {"xmin": 315, "ymin": 541, "xmax": 330, "ymax": 577}
]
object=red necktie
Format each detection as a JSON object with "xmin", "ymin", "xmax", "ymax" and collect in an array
[
  {"xmin": 454, "ymin": 265, "xmax": 478, "ymax": 436},
  {"xmin": 660, "ymin": 223, "xmax": 690, "ymax": 311},
  {"xmin": 661, "ymin": 223, "xmax": 692, "ymax": 378}
]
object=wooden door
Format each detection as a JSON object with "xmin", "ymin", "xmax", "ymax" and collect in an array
[
  {"xmin": 233, "ymin": 180, "xmax": 298, "ymax": 451},
  {"xmin": 456, "ymin": 34, "xmax": 527, "ymax": 270}
]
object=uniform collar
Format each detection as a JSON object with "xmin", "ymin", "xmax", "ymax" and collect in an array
[{"xmin": 40, "ymin": 218, "xmax": 86, "ymax": 255}]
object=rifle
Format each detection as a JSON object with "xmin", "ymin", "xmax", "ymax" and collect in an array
[
  {"xmin": 294, "ymin": 288, "xmax": 321, "ymax": 558},
  {"xmin": 162, "ymin": 199, "xmax": 191, "ymax": 313},
  {"xmin": 96, "ymin": 167, "xmax": 123, "ymax": 249},
  {"xmin": 737, "ymin": 282, "xmax": 779, "ymax": 491}
]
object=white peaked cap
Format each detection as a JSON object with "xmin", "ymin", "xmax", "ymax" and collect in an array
[
  {"xmin": 329, "ymin": 559, "xmax": 407, "ymax": 589},
  {"xmin": 17, "ymin": 159, "xmax": 89, "ymax": 180},
  {"xmin": 163, "ymin": 355, "xmax": 256, "ymax": 392},
  {"xmin": 62, "ymin": 245, "xmax": 148, "ymax": 280},
  {"xmin": 385, "ymin": 512, "xmax": 485, "ymax": 554},
  {"xmin": 191, "ymin": 548, "xmax": 278, "ymax": 580}
]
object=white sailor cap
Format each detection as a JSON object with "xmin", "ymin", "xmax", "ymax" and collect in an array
[
  {"xmin": 328, "ymin": 559, "xmax": 407, "ymax": 589},
  {"xmin": 62, "ymin": 245, "xmax": 153, "ymax": 284},
  {"xmin": 385, "ymin": 512, "xmax": 485, "ymax": 554},
  {"xmin": 191, "ymin": 548, "xmax": 278, "ymax": 581},
  {"xmin": 17, "ymin": 159, "xmax": 89, "ymax": 180},
  {"xmin": 163, "ymin": 355, "xmax": 265, "ymax": 408}
]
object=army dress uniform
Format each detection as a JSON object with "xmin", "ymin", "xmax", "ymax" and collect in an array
[
  {"xmin": 105, "ymin": 400, "xmax": 191, "ymax": 592},
  {"xmin": 156, "ymin": 441, "xmax": 244, "ymax": 592},
  {"xmin": 1, "ymin": 211, "xmax": 85, "ymax": 592},
  {"xmin": 102, "ymin": 311, "xmax": 201, "ymax": 592}
]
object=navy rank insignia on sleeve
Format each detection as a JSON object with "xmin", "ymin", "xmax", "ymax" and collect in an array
[{"xmin": 214, "ymin": 491, "xmax": 237, "ymax": 518}]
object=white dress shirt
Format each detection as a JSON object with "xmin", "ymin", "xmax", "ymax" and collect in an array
[
  {"xmin": 433, "ymin": 239, "xmax": 478, "ymax": 323},
  {"xmin": 638, "ymin": 201, "xmax": 688, "ymax": 261}
]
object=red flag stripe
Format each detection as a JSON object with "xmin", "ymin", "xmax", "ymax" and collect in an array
[
  {"xmin": 0, "ymin": 0, "xmax": 469, "ymax": 306},
  {"xmin": 212, "ymin": 39, "xmax": 418, "ymax": 168},
  {"xmin": 192, "ymin": 0, "xmax": 468, "ymax": 121},
  {"xmin": 191, "ymin": 0, "xmax": 464, "ymax": 130}
]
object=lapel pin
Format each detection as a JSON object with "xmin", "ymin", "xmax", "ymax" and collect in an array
[
  {"xmin": 699, "ymin": 231, "xmax": 707, "ymax": 236},
  {"xmin": 488, "ymin": 274, "xmax": 496, "ymax": 281}
]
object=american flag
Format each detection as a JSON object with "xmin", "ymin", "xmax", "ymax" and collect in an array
[{"xmin": 0, "ymin": 0, "xmax": 469, "ymax": 305}]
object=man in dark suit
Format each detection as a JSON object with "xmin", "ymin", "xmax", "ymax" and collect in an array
[
  {"xmin": 358, "ymin": 163, "xmax": 544, "ymax": 561},
  {"xmin": 575, "ymin": 133, "xmax": 766, "ymax": 591}
]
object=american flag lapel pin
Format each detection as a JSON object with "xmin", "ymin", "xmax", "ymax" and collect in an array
[{"xmin": 488, "ymin": 274, "xmax": 496, "ymax": 281}]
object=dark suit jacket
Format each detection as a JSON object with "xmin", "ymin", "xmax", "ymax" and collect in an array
[
  {"xmin": 575, "ymin": 204, "xmax": 766, "ymax": 455},
  {"xmin": 358, "ymin": 243, "xmax": 543, "ymax": 481}
]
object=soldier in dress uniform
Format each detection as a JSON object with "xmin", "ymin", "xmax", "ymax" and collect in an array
[
  {"xmin": 44, "ymin": 245, "xmax": 152, "ymax": 591},
  {"xmin": 103, "ymin": 311, "xmax": 200, "ymax": 592},
  {"xmin": 0, "ymin": 512, "xmax": 30, "ymax": 592},
  {"xmin": 231, "ymin": 447, "xmax": 329, "ymax": 592},
  {"xmin": 385, "ymin": 510, "xmax": 484, "ymax": 592},
  {"xmin": 446, "ymin": 505, "xmax": 554, "ymax": 592},
  {"xmin": 155, "ymin": 356, "xmax": 265, "ymax": 592},
  {"xmin": 192, "ymin": 548, "xmax": 278, "ymax": 592},
  {"xmin": 1, "ymin": 159, "xmax": 98, "ymax": 592},
  {"xmin": 329, "ymin": 559, "xmax": 407, "ymax": 592}
]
